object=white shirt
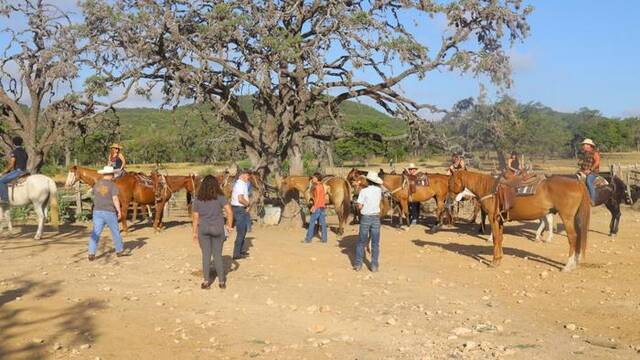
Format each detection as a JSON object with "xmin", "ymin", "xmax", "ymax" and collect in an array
[
  {"xmin": 231, "ymin": 179, "xmax": 249, "ymax": 207},
  {"xmin": 357, "ymin": 185, "xmax": 382, "ymax": 215}
]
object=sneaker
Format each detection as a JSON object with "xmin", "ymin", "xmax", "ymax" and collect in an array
[
  {"xmin": 200, "ymin": 281, "xmax": 211, "ymax": 290},
  {"xmin": 232, "ymin": 254, "xmax": 248, "ymax": 260},
  {"xmin": 88, "ymin": 254, "xmax": 95, "ymax": 261},
  {"xmin": 353, "ymin": 264, "xmax": 362, "ymax": 271},
  {"xmin": 116, "ymin": 251, "xmax": 126, "ymax": 257},
  {"xmin": 371, "ymin": 266, "xmax": 379, "ymax": 273}
]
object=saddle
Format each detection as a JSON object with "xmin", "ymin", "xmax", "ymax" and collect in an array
[
  {"xmin": 133, "ymin": 173, "xmax": 155, "ymax": 188},
  {"xmin": 403, "ymin": 171, "xmax": 429, "ymax": 198},
  {"xmin": 495, "ymin": 172, "xmax": 546, "ymax": 220}
]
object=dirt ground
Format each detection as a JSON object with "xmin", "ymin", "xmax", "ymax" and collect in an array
[{"xmin": 2, "ymin": 196, "xmax": 640, "ymax": 360}]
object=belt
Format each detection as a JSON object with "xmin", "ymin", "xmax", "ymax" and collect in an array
[
  {"xmin": 232, "ymin": 205, "xmax": 246, "ymax": 208},
  {"xmin": 361, "ymin": 213, "xmax": 380, "ymax": 216}
]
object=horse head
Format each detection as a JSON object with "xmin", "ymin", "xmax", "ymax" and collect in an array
[
  {"xmin": 448, "ymin": 170, "xmax": 466, "ymax": 196},
  {"xmin": 65, "ymin": 165, "xmax": 79, "ymax": 188}
]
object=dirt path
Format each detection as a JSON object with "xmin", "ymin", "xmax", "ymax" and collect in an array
[{"xmin": 1, "ymin": 205, "xmax": 640, "ymax": 359}]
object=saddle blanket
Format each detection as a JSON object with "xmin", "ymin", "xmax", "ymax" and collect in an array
[{"xmin": 515, "ymin": 184, "xmax": 536, "ymax": 196}]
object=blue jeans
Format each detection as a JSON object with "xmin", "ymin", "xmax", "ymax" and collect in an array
[
  {"xmin": 89, "ymin": 210, "xmax": 124, "ymax": 254},
  {"xmin": 232, "ymin": 206, "xmax": 250, "ymax": 257},
  {"xmin": 355, "ymin": 215, "xmax": 381, "ymax": 268},
  {"xmin": 305, "ymin": 208, "xmax": 327, "ymax": 242},
  {"xmin": 586, "ymin": 173, "xmax": 597, "ymax": 201},
  {"xmin": 0, "ymin": 169, "xmax": 26, "ymax": 202}
]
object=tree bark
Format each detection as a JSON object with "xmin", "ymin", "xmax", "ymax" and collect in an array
[
  {"xmin": 27, "ymin": 148, "xmax": 45, "ymax": 173},
  {"xmin": 64, "ymin": 144, "xmax": 71, "ymax": 167},
  {"xmin": 289, "ymin": 144, "xmax": 304, "ymax": 176},
  {"xmin": 495, "ymin": 146, "xmax": 507, "ymax": 171},
  {"xmin": 326, "ymin": 145, "xmax": 334, "ymax": 170}
]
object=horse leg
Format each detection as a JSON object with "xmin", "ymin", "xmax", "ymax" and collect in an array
[
  {"xmin": 535, "ymin": 218, "xmax": 545, "ymax": 242},
  {"xmin": 489, "ymin": 216, "xmax": 503, "ymax": 266},
  {"xmin": 33, "ymin": 202, "xmax": 45, "ymax": 240},
  {"xmin": 132, "ymin": 202, "xmax": 139, "ymax": 223},
  {"xmin": 400, "ymin": 199, "xmax": 409, "ymax": 228},
  {"xmin": 605, "ymin": 201, "xmax": 620, "ymax": 238},
  {"xmin": 559, "ymin": 212, "xmax": 578, "ymax": 272},
  {"xmin": 479, "ymin": 208, "xmax": 487, "ymax": 234},
  {"xmin": 120, "ymin": 199, "xmax": 129, "ymax": 234}
]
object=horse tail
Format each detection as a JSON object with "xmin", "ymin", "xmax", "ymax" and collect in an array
[
  {"xmin": 48, "ymin": 178, "xmax": 60, "ymax": 230},
  {"xmin": 576, "ymin": 184, "xmax": 591, "ymax": 260}
]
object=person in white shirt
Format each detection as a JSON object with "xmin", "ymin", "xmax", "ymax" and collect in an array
[
  {"xmin": 354, "ymin": 171, "xmax": 383, "ymax": 272},
  {"xmin": 231, "ymin": 170, "xmax": 251, "ymax": 259}
]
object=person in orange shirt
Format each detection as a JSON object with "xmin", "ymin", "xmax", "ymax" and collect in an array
[{"xmin": 304, "ymin": 173, "xmax": 328, "ymax": 243}]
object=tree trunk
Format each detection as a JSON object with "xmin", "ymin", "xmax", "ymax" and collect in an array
[
  {"xmin": 27, "ymin": 148, "xmax": 45, "ymax": 173},
  {"xmin": 326, "ymin": 145, "xmax": 334, "ymax": 170},
  {"xmin": 289, "ymin": 144, "xmax": 303, "ymax": 176},
  {"xmin": 495, "ymin": 146, "xmax": 507, "ymax": 171},
  {"xmin": 64, "ymin": 144, "xmax": 71, "ymax": 167}
]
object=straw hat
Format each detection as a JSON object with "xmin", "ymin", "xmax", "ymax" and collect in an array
[
  {"xmin": 365, "ymin": 170, "xmax": 383, "ymax": 185},
  {"xmin": 406, "ymin": 163, "xmax": 418, "ymax": 169},
  {"xmin": 110, "ymin": 143, "xmax": 122, "ymax": 150},
  {"xmin": 581, "ymin": 139, "xmax": 596, "ymax": 147},
  {"xmin": 97, "ymin": 166, "xmax": 115, "ymax": 175}
]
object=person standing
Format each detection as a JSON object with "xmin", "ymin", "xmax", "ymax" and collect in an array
[
  {"xmin": 304, "ymin": 173, "xmax": 328, "ymax": 243},
  {"xmin": 108, "ymin": 144, "xmax": 126, "ymax": 178},
  {"xmin": 354, "ymin": 171, "xmax": 383, "ymax": 272},
  {"xmin": 578, "ymin": 138, "xmax": 601, "ymax": 205},
  {"xmin": 231, "ymin": 169, "xmax": 251, "ymax": 259},
  {"xmin": 0, "ymin": 136, "xmax": 29, "ymax": 204},
  {"xmin": 192, "ymin": 175, "xmax": 233, "ymax": 289},
  {"xmin": 406, "ymin": 163, "xmax": 420, "ymax": 225},
  {"xmin": 88, "ymin": 166, "xmax": 124, "ymax": 261}
]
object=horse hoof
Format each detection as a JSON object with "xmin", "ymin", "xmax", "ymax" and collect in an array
[{"xmin": 561, "ymin": 265, "xmax": 575, "ymax": 273}]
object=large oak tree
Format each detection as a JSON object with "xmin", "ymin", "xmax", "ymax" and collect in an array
[{"xmin": 82, "ymin": 0, "xmax": 532, "ymax": 176}]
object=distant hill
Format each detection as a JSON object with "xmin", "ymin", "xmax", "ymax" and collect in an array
[{"xmin": 114, "ymin": 99, "xmax": 407, "ymax": 139}]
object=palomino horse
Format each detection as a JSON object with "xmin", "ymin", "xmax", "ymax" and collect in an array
[
  {"xmin": 0, "ymin": 174, "xmax": 59, "ymax": 239},
  {"xmin": 280, "ymin": 175, "xmax": 351, "ymax": 235},
  {"xmin": 449, "ymin": 170, "xmax": 590, "ymax": 272},
  {"xmin": 66, "ymin": 166, "xmax": 169, "ymax": 232}
]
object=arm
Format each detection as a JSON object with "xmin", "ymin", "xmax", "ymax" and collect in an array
[
  {"xmin": 191, "ymin": 211, "xmax": 199, "ymax": 244},
  {"xmin": 223, "ymin": 203, "xmax": 233, "ymax": 232},
  {"xmin": 356, "ymin": 191, "xmax": 365, "ymax": 210},
  {"xmin": 119, "ymin": 153, "xmax": 127, "ymax": 169},
  {"xmin": 2, "ymin": 157, "xmax": 16, "ymax": 174},
  {"xmin": 592, "ymin": 153, "xmax": 600, "ymax": 171},
  {"xmin": 112, "ymin": 195, "xmax": 122, "ymax": 220},
  {"xmin": 507, "ymin": 158, "xmax": 516, "ymax": 172}
]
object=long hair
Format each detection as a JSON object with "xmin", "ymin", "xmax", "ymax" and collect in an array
[{"xmin": 197, "ymin": 175, "xmax": 224, "ymax": 201}]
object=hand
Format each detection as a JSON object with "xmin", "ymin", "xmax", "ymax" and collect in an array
[
  {"xmin": 225, "ymin": 224, "xmax": 234, "ymax": 233},
  {"xmin": 192, "ymin": 232, "xmax": 198, "ymax": 244},
  {"xmin": 117, "ymin": 212, "xmax": 122, "ymax": 221}
]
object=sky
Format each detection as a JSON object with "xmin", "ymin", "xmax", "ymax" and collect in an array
[{"xmin": 0, "ymin": 0, "xmax": 638, "ymax": 118}]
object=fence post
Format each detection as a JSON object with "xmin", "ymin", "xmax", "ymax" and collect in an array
[{"xmin": 74, "ymin": 159, "xmax": 82, "ymax": 220}]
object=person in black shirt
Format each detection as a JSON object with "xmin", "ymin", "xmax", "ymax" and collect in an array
[{"xmin": 0, "ymin": 136, "xmax": 29, "ymax": 204}]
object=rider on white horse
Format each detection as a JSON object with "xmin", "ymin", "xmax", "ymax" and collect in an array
[{"xmin": 0, "ymin": 136, "xmax": 29, "ymax": 204}]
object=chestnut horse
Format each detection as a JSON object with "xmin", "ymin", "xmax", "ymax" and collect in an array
[
  {"xmin": 148, "ymin": 171, "xmax": 198, "ymax": 225},
  {"xmin": 66, "ymin": 166, "xmax": 170, "ymax": 232},
  {"xmin": 347, "ymin": 168, "xmax": 449, "ymax": 228},
  {"xmin": 350, "ymin": 174, "xmax": 392, "ymax": 221},
  {"xmin": 280, "ymin": 175, "xmax": 351, "ymax": 235},
  {"xmin": 449, "ymin": 170, "xmax": 590, "ymax": 272}
]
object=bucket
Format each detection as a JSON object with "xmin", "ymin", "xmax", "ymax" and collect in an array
[{"xmin": 262, "ymin": 204, "xmax": 282, "ymax": 225}]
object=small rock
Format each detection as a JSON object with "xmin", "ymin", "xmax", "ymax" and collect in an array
[
  {"xmin": 156, "ymin": 301, "xmax": 165, "ymax": 306},
  {"xmin": 52, "ymin": 343, "xmax": 63, "ymax": 351},
  {"xmin": 540, "ymin": 271, "xmax": 549, "ymax": 279},
  {"xmin": 386, "ymin": 318, "xmax": 397, "ymax": 326},
  {"xmin": 308, "ymin": 324, "xmax": 326, "ymax": 334},
  {"xmin": 32, "ymin": 338, "xmax": 45, "ymax": 344},
  {"xmin": 451, "ymin": 327, "xmax": 472, "ymax": 336},
  {"xmin": 565, "ymin": 323, "xmax": 577, "ymax": 331},
  {"xmin": 319, "ymin": 305, "xmax": 331, "ymax": 313},
  {"xmin": 266, "ymin": 298, "xmax": 274, "ymax": 306},
  {"xmin": 464, "ymin": 341, "xmax": 477, "ymax": 349},
  {"xmin": 80, "ymin": 344, "xmax": 91, "ymax": 350}
]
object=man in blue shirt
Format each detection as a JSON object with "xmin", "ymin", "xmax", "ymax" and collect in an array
[{"xmin": 0, "ymin": 136, "xmax": 29, "ymax": 204}]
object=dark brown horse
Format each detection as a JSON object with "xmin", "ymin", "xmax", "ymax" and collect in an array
[
  {"xmin": 280, "ymin": 175, "xmax": 351, "ymax": 235},
  {"xmin": 449, "ymin": 170, "xmax": 590, "ymax": 272}
]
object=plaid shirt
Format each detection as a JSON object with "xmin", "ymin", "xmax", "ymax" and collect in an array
[{"xmin": 579, "ymin": 151, "xmax": 600, "ymax": 173}]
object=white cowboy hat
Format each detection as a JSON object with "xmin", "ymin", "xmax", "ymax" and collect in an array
[
  {"xmin": 366, "ymin": 170, "xmax": 383, "ymax": 185},
  {"xmin": 406, "ymin": 163, "xmax": 418, "ymax": 169},
  {"xmin": 97, "ymin": 166, "xmax": 115, "ymax": 175},
  {"xmin": 581, "ymin": 138, "xmax": 596, "ymax": 147}
]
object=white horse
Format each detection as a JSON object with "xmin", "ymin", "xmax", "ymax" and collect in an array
[
  {"xmin": 455, "ymin": 188, "xmax": 554, "ymax": 243},
  {"xmin": 0, "ymin": 174, "xmax": 60, "ymax": 240}
]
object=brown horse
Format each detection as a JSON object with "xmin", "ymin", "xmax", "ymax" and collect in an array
[
  {"xmin": 348, "ymin": 168, "xmax": 449, "ymax": 228},
  {"xmin": 147, "ymin": 171, "xmax": 198, "ymax": 223},
  {"xmin": 350, "ymin": 174, "xmax": 392, "ymax": 220},
  {"xmin": 449, "ymin": 170, "xmax": 590, "ymax": 272},
  {"xmin": 66, "ymin": 166, "xmax": 170, "ymax": 232},
  {"xmin": 280, "ymin": 175, "xmax": 351, "ymax": 235}
]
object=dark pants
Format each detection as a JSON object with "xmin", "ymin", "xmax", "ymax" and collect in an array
[
  {"xmin": 355, "ymin": 215, "xmax": 381, "ymax": 268},
  {"xmin": 409, "ymin": 202, "xmax": 420, "ymax": 224},
  {"xmin": 198, "ymin": 226, "xmax": 225, "ymax": 284},
  {"xmin": 232, "ymin": 206, "xmax": 250, "ymax": 257}
]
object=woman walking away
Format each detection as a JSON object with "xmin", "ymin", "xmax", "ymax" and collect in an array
[
  {"xmin": 192, "ymin": 175, "xmax": 233, "ymax": 290},
  {"xmin": 88, "ymin": 166, "xmax": 124, "ymax": 261},
  {"xmin": 354, "ymin": 171, "xmax": 383, "ymax": 272}
]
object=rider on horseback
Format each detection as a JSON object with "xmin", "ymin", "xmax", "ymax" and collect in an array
[
  {"xmin": 578, "ymin": 138, "xmax": 600, "ymax": 205},
  {"xmin": 0, "ymin": 136, "xmax": 28, "ymax": 204},
  {"xmin": 507, "ymin": 151, "xmax": 523, "ymax": 175},
  {"xmin": 447, "ymin": 153, "xmax": 466, "ymax": 175},
  {"xmin": 109, "ymin": 144, "xmax": 126, "ymax": 178}
]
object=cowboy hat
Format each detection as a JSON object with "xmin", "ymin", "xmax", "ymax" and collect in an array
[
  {"xmin": 366, "ymin": 170, "xmax": 383, "ymax": 185},
  {"xmin": 581, "ymin": 139, "xmax": 596, "ymax": 147},
  {"xmin": 110, "ymin": 143, "xmax": 122, "ymax": 150},
  {"xmin": 97, "ymin": 166, "xmax": 115, "ymax": 175},
  {"xmin": 406, "ymin": 163, "xmax": 418, "ymax": 169}
]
